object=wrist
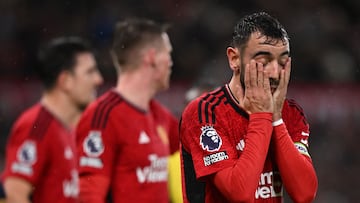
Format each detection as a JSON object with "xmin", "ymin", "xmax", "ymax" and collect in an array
[
  {"xmin": 273, "ymin": 112, "xmax": 282, "ymax": 121},
  {"xmin": 272, "ymin": 118, "xmax": 284, "ymax": 126}
]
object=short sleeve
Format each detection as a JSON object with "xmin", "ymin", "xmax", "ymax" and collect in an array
[
  {"xmin": 3, "ymin": 124, "xmax": 48, "ymax": 186},
  {"xmin": 77, "ymin": 115, "xmax": 117, "ymax": 178}
]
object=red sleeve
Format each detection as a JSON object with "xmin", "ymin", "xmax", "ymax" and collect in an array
[
  {"xmin": 76, "ymin": 110, "xmax": 117, "ymax": 202},
  {"xmin": 79, "ymin": 174, "xmax": 110, "ymax": 203},
  {"xmin": 212, "ymin": 113, "xmax": 273, "ymax": 202},
  {"xmin": 272, "ymin": 123, "xmax": 318, "ymax": 202},
  {"xmin": 3, "ymin": 121, "xmax": 47, "ymax": 187}
]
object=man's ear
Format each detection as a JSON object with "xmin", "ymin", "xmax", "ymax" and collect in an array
[
  {"xmin": 226, "ymin": 47, "xmax": 240, "ymax": 71},
  {"xmin": 57, "ymin": 70, "xmax": 72, "ymax": 91},
  {"xmin": 142, "ymin": 48, "xmax": 156, "ymax": 68},
  {"xmin": 110, "ymin": 50, "xmax": 121, "ymax": 70}
]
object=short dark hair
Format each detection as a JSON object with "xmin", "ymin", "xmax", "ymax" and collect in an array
[
  {"xmin": 37, "ymin": 36, "xmax": 93, "ymax": 90},
  {"xmin": 231, "ymin": 12, "xmax": 289, "ymax": 48},
  {"xmin": 111, "ymin": 18, "xmax": 168, "ymax": 69}
]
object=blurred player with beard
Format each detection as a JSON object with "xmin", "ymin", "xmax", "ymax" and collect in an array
[
  {"xmin": 180, "ymin": 12, "xmax": 318, "ymax": 203},
  {"xmin": 2, "ymin": 37, "xmax": 103, "ymax": 203},
  {"xmin": 76, "ymin": 18, "xmax": 179, "ymax": 203}
]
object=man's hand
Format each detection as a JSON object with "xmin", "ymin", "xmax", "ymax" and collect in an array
[
  {"xmin": 272, "ymin": 58, "xmax": 291, "ymax": 121},
  {"xmin": 237, "ymin": 60, "xmax": 273, "ymax": 114},
  {"xmin": 4, "ymin": 177, "xmax": 32, "ymax": 203}
]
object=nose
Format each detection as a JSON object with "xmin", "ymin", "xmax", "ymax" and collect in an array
[
  {"xmin": 95, "ymin": 72, "xmax": 104, "ymax": 86},
  {"xmin": 266, "ymin": 60, "xmax": 281, "ymax": 79},
  {"xmin": 169, "ymin": 58, "xmax": 173, "ymax": 68}
]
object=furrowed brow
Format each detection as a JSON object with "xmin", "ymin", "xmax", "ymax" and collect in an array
[
  {"xmin": 252, "ymin": 51, "xmax": 271, "ymax": 58},
  {"xmin": 280, "ymin": 51, "xmax": 290, "ymax": 57}
]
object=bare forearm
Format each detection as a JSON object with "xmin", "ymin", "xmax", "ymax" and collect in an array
[
  {"xmin": 6, "ymin": 195, "xmax": 31, "ymax": 203},
  {"xmin": 4, "ymin": 177, "xmax": 32, "ymax": 203}
]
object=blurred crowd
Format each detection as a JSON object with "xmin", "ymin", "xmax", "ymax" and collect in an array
[{"xmin": 0, "ymin": 0, "xmax": 359, "ymax": 202}]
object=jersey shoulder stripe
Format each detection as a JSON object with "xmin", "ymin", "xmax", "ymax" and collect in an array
[
  {"xmin": 197, "ymin": 87, "xmax": 225, "ymax": 124},
  {"xmin": 286, "ymin": 99, "xmax": 306, "ymax": 117},
  {"xmin": 287, "ymin": 99, "xmax": 305, "ymax": 115},
  {"xmin": 285, "ymin": 99, "xmax": 308, "ymax": 126},
  {"xmin": 92, "ymin": 92, "xmax": 123, "ymax": 129},
  {"xmin": 29, "ymin": 107, "xmax": 53, "ymax": 140}
]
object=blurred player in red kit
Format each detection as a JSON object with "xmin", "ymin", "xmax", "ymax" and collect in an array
[
  {"xmin": 2, "ymin": 36, "xmax": 103, "ymax": 203},
  {"xmin": 180, "ymin": 12, "xmax": 318, "ymax": 203},
  {"xmin": 76, "ymin": 18, "xmax": 179, "ymax": 203}
]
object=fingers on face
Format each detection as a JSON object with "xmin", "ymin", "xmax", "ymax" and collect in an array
[
  {"xmin": 254, "ymin": 61, "xmax": 269, "ymax": 90},
  {"xmin": 246, "ymin": 60, "xmax": 270, "ymax": 90},
  {"xmin": 263, "ymin": 68, "xmax": 271, "ymax": 91},
  {"xmin": 249, "ymin": 60, "xmax": 257, "ymax": 87},
  {"xmin": 257, "ymin": 62, "xmax": 264, "ymax": 87},
  {"xmin": 244, "ymin": 63, "xmax": 250, "ymax": 89}
]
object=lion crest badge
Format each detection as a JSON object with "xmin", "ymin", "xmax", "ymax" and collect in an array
[{"xmin": 200, "ymin": 125, "xmax": 222, "ymax": 152}]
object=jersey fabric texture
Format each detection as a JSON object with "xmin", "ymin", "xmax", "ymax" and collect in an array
[
  {"xmin": 77, "ymin": 90, "xmax": 179, "ymax": 203},
  {"xmin": 3, "ymin": 104, "xmax": 78, "ymax": 203},
  {"xmin": 180, "ymin": 85, "xmax": 314, "ymax": 203}
]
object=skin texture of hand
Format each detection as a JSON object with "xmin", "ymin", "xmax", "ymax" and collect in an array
[
  {"xmin": 4, "ymin": 177, "xmax": 32, "ymax": 203},
  {"xmin": 237, "ymin": 60, "xmax": 273, "ymax": 114},
  {"xmin": 272, "ymin": 58, "xmax": 291, "ymax": 121}
]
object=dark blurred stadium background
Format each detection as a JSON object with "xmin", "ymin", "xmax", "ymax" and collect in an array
[{"xmin": 0, "ymin": 0, "xmax": 359, "ymax": 202}]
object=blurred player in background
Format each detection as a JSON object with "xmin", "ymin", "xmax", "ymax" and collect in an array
[
  {"xmin": 2, "ymin": 36, "xmax": 103, "ymax": 203},
  {"xmin": 76, "ymin": 18, "xmax": 179, "ymax": 203},
  {"xmin": 180, "ymin": 12, "xmax": 318, "ymax": 202}
]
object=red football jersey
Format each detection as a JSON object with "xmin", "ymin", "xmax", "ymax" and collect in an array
[
  {"xmin": 180, "ymin": 85, "xmax": 313, "ymax": 203},
  {"xmin": 3, "ymin": 104, "xmax": 78, "ymax": 203},
  {"xmin": 76, "ymin": 90, "xmax": 179, "ymax": 203}
]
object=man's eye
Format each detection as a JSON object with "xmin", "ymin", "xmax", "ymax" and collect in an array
[
  {"xmin": 279, "ymin": 57, "xmax": 289, "ymax": 66},
  {"xmin": 279, "ymin": 60, "xmax": 288, "ymax": 68}
]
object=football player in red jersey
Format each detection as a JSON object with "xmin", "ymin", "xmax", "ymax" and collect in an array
[
  {"xmin": 180, "ymin": 12, "xmax": 318, "ymax": 203},
  {"xmin": 76, "ymin": 18, "xmax": 179, "ymax": 203},
  {"xmin": 2, "ymin": 37, "xmax": 103, "ymax": 203}
]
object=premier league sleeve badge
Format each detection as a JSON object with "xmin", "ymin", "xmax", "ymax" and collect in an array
[
  {"xmin": 200, "ymin": 126, "xmax": 222, "ymax": 152},
  {"xmin": 83, "ymin": 130, "xmax": 105, "ymax": 157}
]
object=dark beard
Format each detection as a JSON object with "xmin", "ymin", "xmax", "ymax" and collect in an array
[
  {"xmin": 269, "ymin": 78, "xmax": 279, "ymax": 88},
  {"xmin": 240, "ymin": 63, "xmax": 246, "ymax": 90},
  {"xmin": 77, "ymin": 103, "xmax": 88, "ymax": 112}
]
